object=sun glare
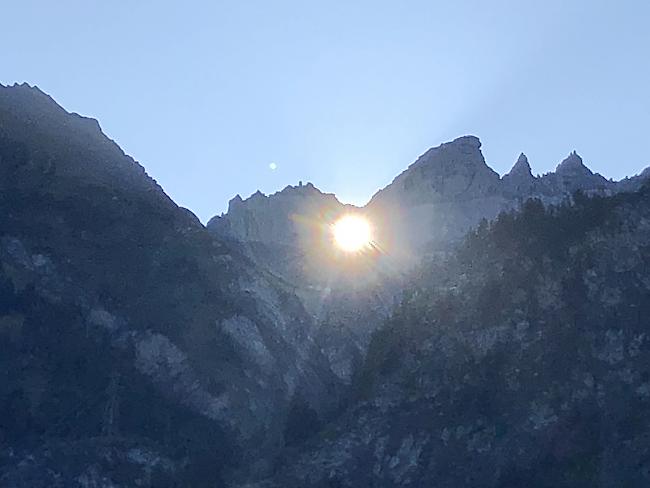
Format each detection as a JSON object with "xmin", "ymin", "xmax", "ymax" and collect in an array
[{"xmin": 332, "ymin": 215, "xmax": 373, "ymax": 253}]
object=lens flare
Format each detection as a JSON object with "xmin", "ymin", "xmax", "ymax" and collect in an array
[{"xmin": 332, "ymin": 215, "xmax": 373, "ymax": 252}]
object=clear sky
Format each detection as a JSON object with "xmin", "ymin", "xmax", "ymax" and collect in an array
[{"xmin": 2, "ymin": 1, "xmax": 649, "ymax": 221}]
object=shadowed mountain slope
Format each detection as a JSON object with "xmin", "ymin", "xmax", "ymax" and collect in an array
[{"xmin": 0, "ymin": 83, "xmax": 341, "ymax": 486}]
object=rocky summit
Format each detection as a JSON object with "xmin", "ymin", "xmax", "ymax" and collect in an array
[{"xmin": 2, "ymin": 83, "xmax": 650, "ymax": 487}]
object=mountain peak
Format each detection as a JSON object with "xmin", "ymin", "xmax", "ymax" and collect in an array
[
  {"xmin": 556, "ymin": 150, "xmax": 592, "ymax": 176},
  {"xmin": 408, "ymin": 135, "xmax": 485, "ymax": 172},
  {"xmin": 507, "ymin": 153, "xmax": 534, "ymax": 178},
  {"xmin": 1, "ymin": 82, "xmax": 82, "ymax": 124},
  {"xmin": 227, "ymin": 194, "xmax": 244, "ymax": 211},
  {"xmin": 403, "ymin": 134, "xmax": 498, "ymax": 193},
  {"xmin": 447, "ymin": 134, "xmax": 482, "ymax": 149},
  {"xmin": 422, "ymin": 134, "xmax": 482, "ymax": 158},
  {"xmin": 0, "ymin": 82, "xmax": 162, "ymax": 197},
  {"xmin": 502, "ymin": 153, "xmax": 535, "ymax": 196}
]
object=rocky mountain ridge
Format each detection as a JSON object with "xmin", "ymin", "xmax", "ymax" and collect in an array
[{"xmin": 212, "ymin": 135, "xmax": 647, "ymax": 264}]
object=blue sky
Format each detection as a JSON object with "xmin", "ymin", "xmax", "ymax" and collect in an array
[{"xmin": 2, "ymin": 1, "xmax": 649, "ymax": 221}]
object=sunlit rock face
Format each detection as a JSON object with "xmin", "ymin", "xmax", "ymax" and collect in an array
[
  {"xmin": 208, "ymin": 182, "xmax": 356, "ymax": 287},
  {"xmin": 208, "ymin": 184, "xmax": 401, "ymax": 384},
  {"xmin": 209, "ymin": 183, "xmax": 344, "ymax": 247}
]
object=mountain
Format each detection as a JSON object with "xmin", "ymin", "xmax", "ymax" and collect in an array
[
  {"xmin": 365, "ymin": 136, "xmax": 644, "ymax": 256},
  {"xmin": 3, "ymin": 83, "xmax": 650, "ymax": 487},
  {"xmin": 248, "ymin": 187, "xmax": 650, "ymax": 488},
  {"xmin": 365, "ymin": 135, "xmax": 504, "ymax": 259},
  {"xmin": 214, "ymin": 136, "xmax": 647, "ymax": 261},
  {"xmin": 501, "ymin": 152, "xmax": 535, "ymax": 195},
  {"xmin": 208, "ymin": 182, "xmax": 351, "ymax": 286},
  {"xmin": 207, "ymin": 182, "xmax": 398, "ymax": 382},
  {"xmin": 0, "ymin": 83, "xmax": 343, "ymax": 486},
  {"xmin": 208, "ymin": 135, "xmax": 649, "ymax": 383}
]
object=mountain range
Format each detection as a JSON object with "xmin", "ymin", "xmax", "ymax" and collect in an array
[{"xmin": 1, "ymin": 83, "xmax": 650, "ymax": 487}]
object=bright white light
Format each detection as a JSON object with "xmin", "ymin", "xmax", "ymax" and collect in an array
[
  {"xmin": 269, "ymin": 162, "xmax": 277, "ymax": 170},
  {"xmin": 332, "ymin": 215, "xmax": 373, "ymax": 252}
]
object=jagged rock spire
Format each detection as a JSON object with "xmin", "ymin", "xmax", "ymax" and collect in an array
[
  {"xmin": 506, "ymin": 153, "xmax": 534, "ymax": 179},
  {"xmin": 502, "ymin": 152, "xmax": 535, "ymax": 196},
  {"xmin": 556, "ymin": 150, "xmax": 592, "ymax": 175}
]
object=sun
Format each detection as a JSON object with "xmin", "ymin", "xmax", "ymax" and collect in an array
[{"xmin": 332, "ymin": 215, "xmax": 373, "ymax": 252}]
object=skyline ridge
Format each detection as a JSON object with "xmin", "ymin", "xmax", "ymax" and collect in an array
[{"xmin": 2, "ymin": 82, "xmax": 649, "ymax": 223}]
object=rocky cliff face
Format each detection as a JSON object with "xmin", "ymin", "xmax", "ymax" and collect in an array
[
  {"xmin": 209, "ymin": 183, "xmax": 344, "ymax": 247},
  {"xmin": 0, "ymin": 83, "xmax": 341, "ymax": 486},
  {"xmin": 207, "ymin": 183, "xmax": 404, "ymax": 384}
]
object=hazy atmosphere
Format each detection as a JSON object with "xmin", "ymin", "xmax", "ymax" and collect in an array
[{"xmin": 2, "ymin": 0, "xmax": 649, "ymax": 221}]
